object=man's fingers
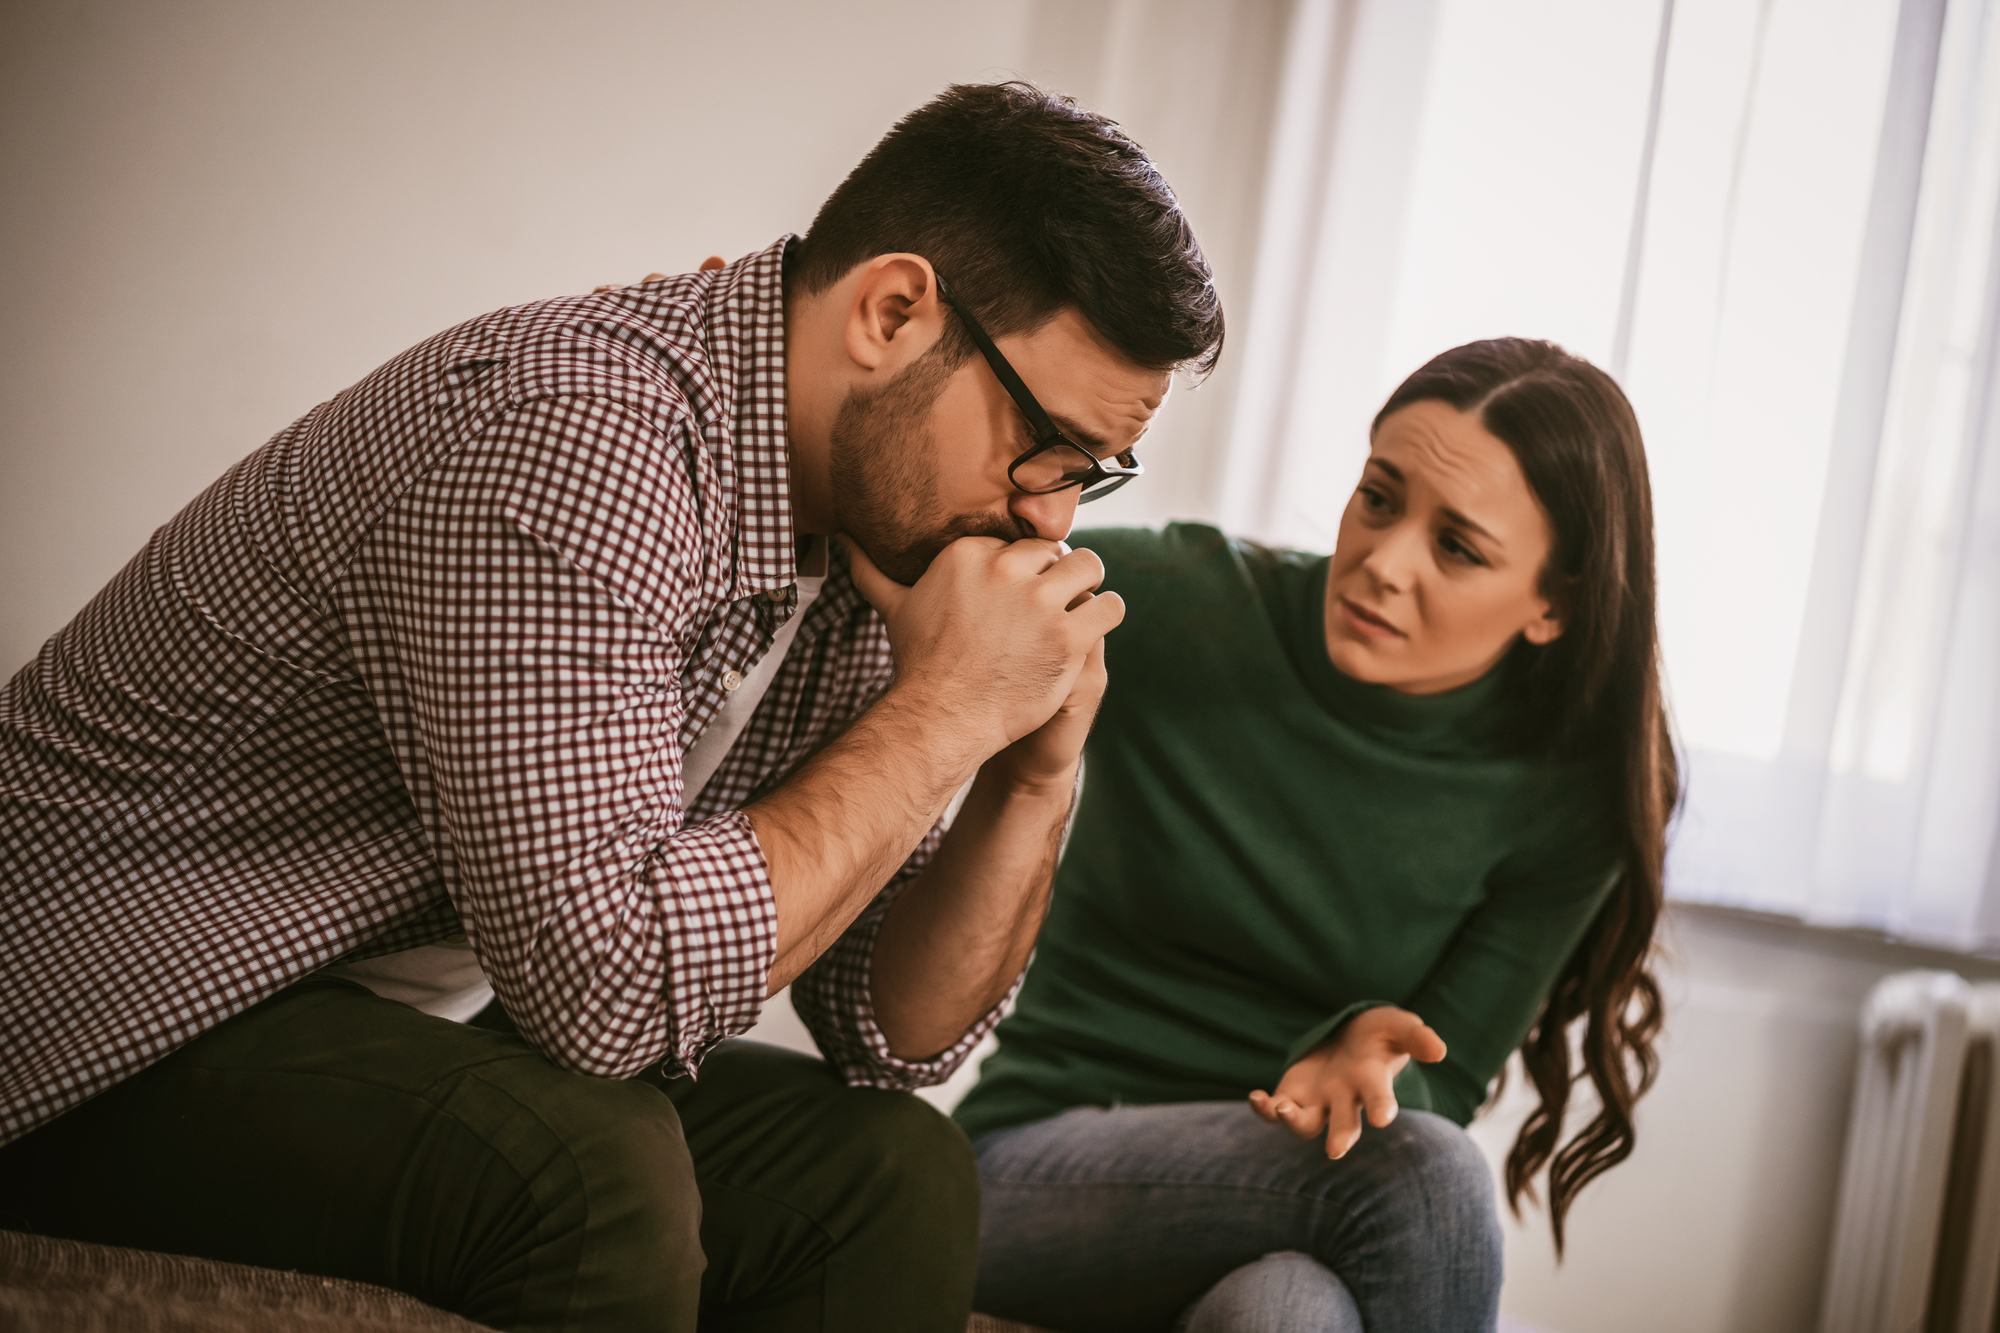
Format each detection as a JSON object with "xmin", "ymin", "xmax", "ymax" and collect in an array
[
  {"xmin": 1249, "ymin": 1090, "xmax": 1282, "ymax": 1125},
  {"xmin": 1068, "ymin": 589, "xmax": 1126, "ymax": 639},
  {"xmin": 1036, "ymin": 545, "xmax": 1106, "ymax": 604},
  {"xmin": 837, "ymin": 535, "xmax": 906, "ymax": 618},
  {"xmin": 992, "ymin": 537, "xmax": 1070, "ymax": 578}
]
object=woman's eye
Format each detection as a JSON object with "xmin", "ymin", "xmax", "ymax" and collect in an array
[
  {"xmin": 1358, "ymin": 485, "xmax": 1390, "ymax": 513},
  {"xmin": 1440, "ymin": 532, "xmax": 1486, "ymax": 566}
]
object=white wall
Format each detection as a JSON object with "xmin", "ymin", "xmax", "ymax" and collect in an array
[
  {"xmin": 0, "ymin": 0, "xmax": 1286, "ymax": 673},
  {"xmin": 1474, "ymin": 904, "xmax": 2000, "ymax": 1333}
]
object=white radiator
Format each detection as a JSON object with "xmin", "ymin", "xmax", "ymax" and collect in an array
[{"xmin": 1820, "ymin": 971, "xmax": 2000, "ymax": 1333}]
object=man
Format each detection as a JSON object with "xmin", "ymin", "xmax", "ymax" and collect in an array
[{"xmin": 0, "ymin": 83, "xmax": 1223, "ymax": 1331}]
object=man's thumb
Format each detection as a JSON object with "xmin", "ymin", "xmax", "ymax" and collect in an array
[{"xmin": 838, "ymin": 535, "xmax": 905, "ymax": 619}]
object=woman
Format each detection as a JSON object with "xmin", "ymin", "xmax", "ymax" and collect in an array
[{"xmin": 954, "ymin": 339, "xmax": 1678, "ymax": 1333}]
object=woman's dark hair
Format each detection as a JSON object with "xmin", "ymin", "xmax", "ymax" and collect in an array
[
  {"xmin": 790, "ymin": 81, "xmax": 1224, "ymax": 377},
  {"xmin": 1373, "ymin": 338, "xmax": 1679, "ymax": 1254}
]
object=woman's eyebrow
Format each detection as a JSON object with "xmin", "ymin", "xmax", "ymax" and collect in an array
[
  {"xmin": 1440, "ymin": 506, "xmax": 1499, "ymax": 543},
  {"xmin": 1367, "ymin": 457, "xmax": 1497, "ymax": 541}
]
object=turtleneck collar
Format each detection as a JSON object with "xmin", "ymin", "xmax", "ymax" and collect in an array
[{"xmin": 1275, "ymin": 557, "xmax": 1520, "ymax": 756}]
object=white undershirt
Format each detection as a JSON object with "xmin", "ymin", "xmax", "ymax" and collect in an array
[{"xmin": 324, "ymin": 538, "xmax": 828, "ymax": 1022}]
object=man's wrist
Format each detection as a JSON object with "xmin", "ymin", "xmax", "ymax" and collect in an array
[
  {"xmin": 980, "ymin": 749, "xmax": 1082, "ymax": 802},
  {"xmin": 873, "ymin": 679, "xmax": 997, "ymax": 789}
]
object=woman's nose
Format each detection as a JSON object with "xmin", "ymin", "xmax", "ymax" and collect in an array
[{"xmin": 1361, "ymin": 521, "xmax": 1423, "ymax": 593}]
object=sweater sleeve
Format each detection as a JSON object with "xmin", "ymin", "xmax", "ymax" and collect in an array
[{"xmin": 1384, "ymin": 795, "xmax": 1621, "ymax": 1125}]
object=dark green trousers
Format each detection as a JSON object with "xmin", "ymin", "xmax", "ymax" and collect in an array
[{"xmin": 0, "ymin": 976, "xmax": 979, "ymax": 1332}]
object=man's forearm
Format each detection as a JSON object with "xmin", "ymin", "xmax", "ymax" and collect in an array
[
  {"xmin": 867, "ymin": 757, "xmax": 1072, "ymax": 1059},
  {"xmin": 746, "ymin": 684, "xmax": 987, "ymax": 995}
]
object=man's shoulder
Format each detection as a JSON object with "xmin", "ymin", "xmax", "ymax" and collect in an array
[
  {"xmin": 450, "ymin": 239, "xmax": 791, "ymax": 436},
  {"xmin": 494, "ymin": 275, "xmax": 726, "ymax": 426}
]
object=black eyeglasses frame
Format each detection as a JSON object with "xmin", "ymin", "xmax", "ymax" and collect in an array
[{"xmin": 934, "ymin": 274, "xmax": 1143, "ymax": 504}]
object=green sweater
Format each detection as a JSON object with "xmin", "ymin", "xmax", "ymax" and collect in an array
[{"xmin": 953, "ymin": 524, "xmax": 1621, "ymax": 1140}]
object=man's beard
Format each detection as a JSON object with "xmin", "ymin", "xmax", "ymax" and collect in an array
[{"xmin": 829, "ymin": 344, "xmax": 1030, "ymax": 586}]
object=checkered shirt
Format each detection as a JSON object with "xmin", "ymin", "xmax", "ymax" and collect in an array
[{"xmin": 0, "ymin": 238, "xmax": 1003, "ymax": 1146}]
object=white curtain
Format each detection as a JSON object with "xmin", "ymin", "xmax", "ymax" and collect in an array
[{"xmin": 1213, "ymin": 0, "xmax": 2000, "ymax": 951}]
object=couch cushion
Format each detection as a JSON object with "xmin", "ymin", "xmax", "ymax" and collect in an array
[
  {"xmin": 0, "ymin": 1230, "xmax": 494, "ymax": 1332},
  {"xmin": 1, "ymin": 1229, "xmax": 1060, "ymax": 1332}
]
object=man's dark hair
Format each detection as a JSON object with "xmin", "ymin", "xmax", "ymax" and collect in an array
[{"xmin": 790, "ymin": 82, "xmax": 1224, "ymax": 377}]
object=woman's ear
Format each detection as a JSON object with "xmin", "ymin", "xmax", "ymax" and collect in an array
[{"xmin": 1522, "ymin": 574, "xmax": 1573, "ymax": 646}]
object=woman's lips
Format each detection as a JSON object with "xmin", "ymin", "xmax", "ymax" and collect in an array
[{"xmin": 1338, "ymin": 596, "xmax": 1405, "ymax": 639}]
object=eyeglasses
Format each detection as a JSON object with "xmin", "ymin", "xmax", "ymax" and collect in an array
[{"xmin": 935, "ymin": 274, "xmax": 1144, "ymax": 504}]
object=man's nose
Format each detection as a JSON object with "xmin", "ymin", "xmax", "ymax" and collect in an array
[{"xmin": 1009, "ymin": 489, "xmax": 1080, "ymax": 542}]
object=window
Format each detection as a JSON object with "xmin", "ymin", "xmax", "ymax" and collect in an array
[{"xmin": 1204, "ymin": 0, "xmax": 2000, "ymax": 950}]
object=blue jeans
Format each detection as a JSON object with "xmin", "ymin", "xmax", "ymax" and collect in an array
[{"xmin": 971, "ymin": 1101, "xmax": 1501, "ymax": 1333}]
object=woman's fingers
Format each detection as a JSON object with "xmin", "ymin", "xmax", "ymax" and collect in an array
[
  {"xmin": 1385, "ymin": 1010, "xmax": 1449, "ymax": 1064},
  {"xmin": 1251, "ymin": 1088, "xmax": 1329, "ymax": 1141},
  {"xmin": 1276, "ymin": 1096, "xmax": 1327, "ymax": 1141},
  {"xmin": 1361, "ymin": 1078, "xmax": 1401, "ymax": 1129},
  {"xmin": 1324, "ymin": 1092, "xmax": 1364, "ymax": 1159}
]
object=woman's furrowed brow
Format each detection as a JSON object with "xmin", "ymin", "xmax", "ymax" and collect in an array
[{"xmin": 1439, "ymin": 506, "xmax": 1499, "ymax": 543}]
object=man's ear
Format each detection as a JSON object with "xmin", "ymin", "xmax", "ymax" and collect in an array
[{"xmin": 844, "ymin": 254, "xmax": 944, "ymax": 374}]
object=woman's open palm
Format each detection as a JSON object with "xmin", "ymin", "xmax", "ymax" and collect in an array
[{"xmin": 1249, "ymin": 1006, "xmax": 1447, "ymax": 1159}]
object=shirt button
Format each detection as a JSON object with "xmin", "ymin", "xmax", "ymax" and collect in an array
[
  {"xmin": 766, "ymin": 587, "xmax": 789, "ymax": 602},
  {"xmin": 722, "ymin": 670, "xmax": 744, "ymax": 691}
]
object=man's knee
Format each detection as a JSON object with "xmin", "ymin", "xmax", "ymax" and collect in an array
[
  {"xmin": 818, "ymin": 1086, "xmax": 980, "ymax": 1326},
  {"xmin": 843, "ymin": 1086, "xmax": 981, "ymax": 1227},
  {"xmin": 432, "ymin": 1050, "xmax": 706, "ymax": 1329},
  {"xmin": 666, "ymin": 1044, "xmax": 979, "ymax": 1326}
]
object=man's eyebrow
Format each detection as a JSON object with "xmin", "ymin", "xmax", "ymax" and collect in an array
[
  {"xmin": 1365, "ymin": 456, "xmax": 1404, "ymax": 482},
  {"xmin": 1051, "ymin": 413, "xmax": 1120, "ymax": 457}
]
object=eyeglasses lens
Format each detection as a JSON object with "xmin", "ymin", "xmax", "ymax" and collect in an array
[{"xmin": 1012, "ymin": 441, "xmax": 1104, "ymax": 495}]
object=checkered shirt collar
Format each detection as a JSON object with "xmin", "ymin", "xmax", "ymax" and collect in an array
[{"xmin": 710, "ymin": 235, "xmax": 801, "ymax": 601}]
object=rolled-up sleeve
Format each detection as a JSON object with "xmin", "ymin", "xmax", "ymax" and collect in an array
[
  {"xmin": 351, "ymin": 396, "xmax": 778, "ymax": 1080},
  {"xmin": 788, "ymin": 821, "xmax": 1020, "ymax": 1090}
]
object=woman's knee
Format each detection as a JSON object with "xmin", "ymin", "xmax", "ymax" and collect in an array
[
  {"xmin": 1391, "ymin": 1112, "xmax": 1498, "ymax": 1219},
  {"xmin": 1183, "ymin": 1252, "xmax": 1362, "ymax": 1333},
  {"xmin": 1363, "ymin": 1112, "xmax": 1502, "ymax": 1281}
]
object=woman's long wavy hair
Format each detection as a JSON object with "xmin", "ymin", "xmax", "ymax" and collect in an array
[{"xmin": 1373, "ymin": 338, "xmax": 1680, "ymax": 1254}]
